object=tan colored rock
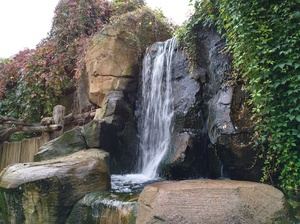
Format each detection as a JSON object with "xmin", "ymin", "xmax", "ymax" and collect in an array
[
  {"xmin": 137, "ymin": 180, "xmax": 287, "ymax": 224},
  {"xmin": 0, "ymin": 149, "xmax": 110, "ymax": 224},
  {"xmin": 85, "ymin": 7, "xmax": 171, "ymax": 106}
]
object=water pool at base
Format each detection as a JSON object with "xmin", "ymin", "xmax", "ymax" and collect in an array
[{"xmin": 111, "ymin": 174, "xmax": 161, "ymax": 193}]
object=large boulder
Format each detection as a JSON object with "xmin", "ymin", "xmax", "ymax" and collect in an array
[
  {"xmin": 0, "ymin": 149, "xmax": 110, "ymax": 224},
  {"xmin": 137, "ymin": 180, "xmax": 287, "ymax": 224},
  {"xmin": 85, "ymin": 7, "xmax": 171, "ymax": 107}
]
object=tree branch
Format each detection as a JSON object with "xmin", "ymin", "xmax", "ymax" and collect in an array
[{"xmin": 0, "ymin": 125, "xmax": 62, "ymax": 143}]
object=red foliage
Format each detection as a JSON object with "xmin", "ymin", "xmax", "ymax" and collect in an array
[
  {"xmin": 0, "ymin": 0, "xmax": 111, "ymax": 120},
  {"xmin": 51, "ymin": 0, "xmax": 111, "ymax": 42},
  {"xmin": 0, "ymin": 49, "xmax": 34, "ymax": 99},
  {"xmin": 0, "ymin": 0, "xmax": 111, "ymax": 100}
]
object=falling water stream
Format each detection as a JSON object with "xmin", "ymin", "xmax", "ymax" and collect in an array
[
  {"xmin": 137, "ymin": 37, "xmax": 176, "ymax": 178},
  {"xmin": 111, "ymin": 38, "xmax": 177, "ymax": 193}
]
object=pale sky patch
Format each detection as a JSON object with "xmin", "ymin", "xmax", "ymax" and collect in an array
[
  {"xmin": 0, "ymin": 0, "xmax": 191, "ymax": 58},
  {"xmin": 0, "ymin": 0, "xmax": 59, "ymax": 58},
  {"xmin": 146, "ymin": 0, "xmax": 191, "ymax": 25}
]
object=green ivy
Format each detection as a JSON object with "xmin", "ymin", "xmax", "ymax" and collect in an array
[{"xmin": 178, "ymin": 0, "xmax": 300, "ymax": 195}]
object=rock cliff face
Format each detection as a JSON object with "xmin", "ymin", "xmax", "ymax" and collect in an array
[
  {"xmin": 81, "ymin": 7, "xmax": 171, "ymax": 173},
  {"xmin": 69, "ymin": 5, "xmax": 258, "ymax": 180},
  {"xmin": 211, "ymin": 84, "xmax": 259, "ymax": 180},
  {"xmin": 155, "ymin": 26, "xmax": 259, "ymax": 181},
  {"xmin": 74, "ymin": 25, "xmax": 258, "ymax": 179},
  {"xmin": 193, "ymin": 26, "xmax": 258, "ymax": 180},
  {"xmin": 85, "ymin": 8, "xmax": 171, "ymax": 107},
  {"xmin": 37, "ymin": 23, "xmax": 257, "ymax": 180}
]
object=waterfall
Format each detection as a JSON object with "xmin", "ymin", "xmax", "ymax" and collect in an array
[
  {"xmin": 137, "ymin": 38, "xmax": 177, "ymax": 179},
  {"xmin": 110, "ymin": 38, "xmax": 176, "ymax": 191}
]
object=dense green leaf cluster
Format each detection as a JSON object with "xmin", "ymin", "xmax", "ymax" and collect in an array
[{"xmin": 178, "ymin": 0, "xmax": 300, "ymax": 194}]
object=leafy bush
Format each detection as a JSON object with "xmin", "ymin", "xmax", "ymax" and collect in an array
[
  {"xmin": 0, "ymin": 0, "xmax": 111, "ymax": 122},
  {"xmin": 178, "ymin": 0, "xmax": 300, "ymax": 195},
  {"xmin": 0, "ymin": 50, "xmax": 33, "ymax": 99}
]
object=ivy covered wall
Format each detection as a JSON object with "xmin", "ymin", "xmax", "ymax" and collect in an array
[{"xmin": 178, "ymin": 0, "xmax": 300, "ymax": 195}]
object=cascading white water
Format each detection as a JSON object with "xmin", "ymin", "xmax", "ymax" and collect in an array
[
  {"xmin": 137, "ymin": 38, "xmax": 176, "ymax": 179},
  {"xmin": 111, "ymin": 38, "xmax": 177, "ymax": 191}
]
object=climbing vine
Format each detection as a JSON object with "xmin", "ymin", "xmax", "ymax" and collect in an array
[{"xmin": 178, "ymin": 0, "xmax": 300, "ymax": 195}]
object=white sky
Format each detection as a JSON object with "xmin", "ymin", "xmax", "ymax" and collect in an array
[{"xmin": 0, "ymin": 0, "xmax": 191, "ymax": 58}]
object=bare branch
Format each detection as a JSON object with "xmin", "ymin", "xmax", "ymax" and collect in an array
[{"xmin": 0, "ymin": 125, "xmax": 62, "ymax": 143}]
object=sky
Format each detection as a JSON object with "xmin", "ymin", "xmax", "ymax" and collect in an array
[{"xmin": 0, "ymin": 0, "xmax": 191, "ymax": 59}]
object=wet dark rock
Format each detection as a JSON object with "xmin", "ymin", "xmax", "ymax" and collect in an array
[
  {"xmin": 208, "ymin": 86, "xmax": 235, "ymax": 144},
  {"xmin": 212, "ymin": 85, "xmax": 260, "ymax": 180},
  {"xmin": 198, "ymin": 26, "xmax": 259, "ymax": 180},
  {"xmin": 83, "ymin": 120, "xmax": 105, "ymax": 148},
  {"xmin": 96, "ymin": 91, "xmax": 139, "ymax": 173},
  {"xmin": 137, "ymin": 41, "xmax": 218, "ymax": 179},
  {"xmin": 142, "ymin": 36, "xmax": 221, "ymax": 179},
  {"xmin": 162, "ymin": 132, "xmax": 220, "ymax": 179},
  {"xmin": 162, "ymin": 26, "xmax": 259, "ymax": 181},
  {"xmin": 171, "ymin": 44, "xmax": 202, "ymax": 131}
]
